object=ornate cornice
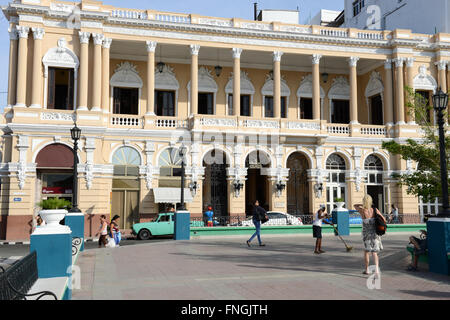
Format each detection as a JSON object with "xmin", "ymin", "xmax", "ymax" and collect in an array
[
  {"xmin": 232, "ymin": 48, "xmax": 243, "ymax": 59},
  {"xmin": 78, "ymin": 31, "xmax": 91, "ymax": 44},
  {"xmin": 190, "ymin": 44, "xmax": 200, "ymax": 56},
  {"xmin": 31, "ymin": 27, "xmax": 45, "ymax": 40},
  {"xmin": 16, "ymin": 25, "xmax": 29, "ymax": 39},
  {"xmin": 146, "ymin": 40, "xmax": 157, "ymax": 53},
  {"xmin": 312, "ymin": 54, "xmax": 322, "ymax": 65}
]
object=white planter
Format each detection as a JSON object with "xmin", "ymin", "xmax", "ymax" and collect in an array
[
  {"xmin": 335, "ymin": 202, "xmax": 346, "ymax": 210},
  {"xmin": 39, "ymin": 209, "xmax": 67, "ymax": 227}
]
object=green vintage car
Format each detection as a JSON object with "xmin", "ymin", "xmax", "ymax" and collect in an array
[{"xmin": 132, "ymin": 212, "xmax": 205, "ymax": 240}]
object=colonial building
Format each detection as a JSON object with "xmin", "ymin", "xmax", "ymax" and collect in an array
[{"xmin": 0, "ymin": 0, "xmax": 449, "ymax": 240}]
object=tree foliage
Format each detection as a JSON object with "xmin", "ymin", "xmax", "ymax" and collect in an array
[{"xmin": 382, "ymin": 86, "xmax": 450, "ymax": 203}]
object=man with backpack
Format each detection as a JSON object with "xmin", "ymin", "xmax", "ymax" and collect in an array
[{"xmin": 246, "ymin": 200, "xmax": 267, "ymax": 247}]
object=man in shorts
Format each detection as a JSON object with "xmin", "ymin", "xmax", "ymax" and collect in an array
[{"xmin": 313, "ymin": 205, "xmax": 329, "ymax": 254}]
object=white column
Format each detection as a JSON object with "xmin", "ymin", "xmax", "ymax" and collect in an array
[
  {"xmin": 146, "ymin": 41, "xmax": 157, "ymax": 115},
  {"xmin": 30, "ymin": 28, "xmax": 45, "ymax": 109},
  {"xmin": 273, "ymin": 51, "xmax": 283, "ymax": 119},
  {"xmin": 312, "ymin": 54, "xmax": 322, "ymax": 121},
  {"xmin": 348, "ymin": 56, "xmax": 360, "ymax": 124},
  {"xmin": 101, "ymin": 38, "xmax": 112, "ymax": 113},
  {"xmin": 190, "ymin": 44, "xmax": 200, "ymax": 116},
  {"xmin": 78, "ymin": 31, "xmax": 91, "ymax": 111},
  {"xmin": 384, "ymin": 59, "xmax": 394, "ymax": 126},
  {"xmin": 232, "ymin": 48, "xmax": 242, "ymax": 116},
  {"xmin": 15, "ymin": 26, "xmax": 29, "ymax": 108},
  {"xmin": 91, "ymin": 33, "xmax": 104, "ymax": 111}
]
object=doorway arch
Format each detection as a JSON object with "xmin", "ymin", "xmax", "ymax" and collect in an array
[
  {"xmin": 245, "ymin": 150, "xmax": 271, "ymax": 214},
  {"xmin": 202, "ymin": 149, "xmax": 229, "ymax": 218},
  {"xmin": 286, "ymin": 152, "xmax": 310, "ymax": 215}
]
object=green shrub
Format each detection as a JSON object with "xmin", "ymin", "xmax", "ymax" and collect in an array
[
  {"xmin": 334, "ymin": 198, "xmax": 345, "ymax": 202},
  {"xmin": 39, "ymin": 197, "xmax": 72, "ymax": 210}
]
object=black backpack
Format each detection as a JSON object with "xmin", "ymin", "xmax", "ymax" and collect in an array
[{"xmin": 374, "ymin": 208, "xmax": 387, "ymax": 236}]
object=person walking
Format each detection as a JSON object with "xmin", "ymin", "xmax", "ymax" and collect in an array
[
  {"xmin": 390, "ymin": 204, "xmax": 399, "ymax": 224},
  {"xmin": 354, "ymin": 195, "xmax": 386, "ymax": 276},
  {"xmin": 205, "ymin": 206, "xmax": 214, "ymax": 227},
  {"xmin": 95, "ymin": 215, "xmax": 109, "ymax": 248},
  {"xmin": 110, "ymin": 215, "xmax": 121, "ymax": 246},
  {"xmin": 246, "ymin": 200, "xmax": 266, "ymax": 247},
  {"xmin": 313, "ymin": 205, "xmax": 328, "ymax": 254}
]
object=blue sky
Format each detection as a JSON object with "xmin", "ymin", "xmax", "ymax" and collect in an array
[{"xmin": 0, "ymin": 0, "xmax": 344, "ymax": 107}]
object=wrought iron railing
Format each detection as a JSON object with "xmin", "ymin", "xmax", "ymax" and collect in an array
[
  {"xmin": 190, "ymin": 213, "xmax": 425, "ymax": 227},
  {"xmin": 72, "ymin": 237, "xmax": 82, "ymax": 256},
  {"xmin": 0, "ymin": 251, "xmax": 57, "ymax": 300}
]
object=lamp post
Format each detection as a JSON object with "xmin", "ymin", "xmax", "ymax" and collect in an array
[
  {"xmin": 433, "ymin": 87, "xmax": 450, "ymax": 217},
  {"xmin": 69, "ymin": 124, "xmax": 81, "ymax": 213},
  {"xmin": 179, "ymin": 145, "xmax": 187, "ymax": 211}
]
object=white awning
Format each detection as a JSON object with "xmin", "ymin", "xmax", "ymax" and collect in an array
[{"xmin": 153, "ymin": 188, "xmax": 193, "ymax": 204}]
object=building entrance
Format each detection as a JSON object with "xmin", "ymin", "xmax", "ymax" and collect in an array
[
  {"xmin": 245, "ymin": 151, "xmax": 271, "ymax": 215},
  {"xmin": 203, "ymin": 150, "xmax": 228, "ymax": 217},
  {"xmin": 287, "ymin": 153, "xmax": 310, "ymax": 215}
]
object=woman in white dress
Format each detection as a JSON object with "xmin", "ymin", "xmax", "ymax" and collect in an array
[{"xmin": 354, "ymin": 195, "xmax": 386, "ymax": 275}]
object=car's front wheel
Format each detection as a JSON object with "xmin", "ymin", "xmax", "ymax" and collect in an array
[{"xmin": 137, "ymin": 229, "xmax": 151, "ymax": 240}]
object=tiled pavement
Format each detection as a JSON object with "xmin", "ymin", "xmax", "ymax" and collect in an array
[{"xmin": 72, "ymin": 232, "xmax": 450, "ymax": 300}]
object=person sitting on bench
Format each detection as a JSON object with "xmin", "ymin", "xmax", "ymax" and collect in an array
[{"xmin": 407, "ymin": 230, "xmax": 427, "ymax": 272}]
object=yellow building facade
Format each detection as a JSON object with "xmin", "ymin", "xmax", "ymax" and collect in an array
[{"xmin": 0, "ymin": 0, "xmax": 449, "ymax": 240}]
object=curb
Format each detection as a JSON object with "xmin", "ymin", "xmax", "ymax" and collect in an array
[{"xmin": 0, "ymin": 238, "xmax": 100, "ymax": 246}]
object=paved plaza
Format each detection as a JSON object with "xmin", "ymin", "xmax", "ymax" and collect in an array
[{"xmin": 71, "ymin": 232, "xmax": 450, "ymax": 300}]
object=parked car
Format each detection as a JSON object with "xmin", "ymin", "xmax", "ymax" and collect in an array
[
  {"xmin": 241, "ymin": 211, "xmax": 303, "ymax": 226},
  {"xmin": 132, "ymin": 212, "xmax": 202, "ymax": 240}
]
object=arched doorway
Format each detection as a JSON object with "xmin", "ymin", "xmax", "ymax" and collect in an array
[
  {"xmin": 35, "ymin": 143, "xmax": 75, "ymax": 205},
  {"xmin": 203, "ymin": 149, "xmax": 229, "ymax": 218},
  {"xmin": 245, "ymin": 150, "xmax": 271, "ymax": 214},
  {"xmin": 111, "ymin": 146, "xmax": 141, "ymax": 230},
  {"xmin": 287, "ymin": 153, "xmax": 310, "ymax": 215}
]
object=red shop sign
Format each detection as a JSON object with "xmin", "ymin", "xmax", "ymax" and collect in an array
[{"xmin": 42, "ymin": 187, "xmax": 72, "ymax": 195}]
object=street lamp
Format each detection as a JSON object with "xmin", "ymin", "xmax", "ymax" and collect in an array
[
  {"xmin": 69, "ymin": 124, "xmax": 81, "ymax": 213},
  {"xmin": 178, "ymin": 145, "xmax": 187, "ymax": 211},
  {"xmin": 433, "ymin": 86, "xmax": 450, "ymax": 217}
]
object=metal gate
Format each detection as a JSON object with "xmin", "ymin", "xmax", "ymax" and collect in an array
[
  {"xmin": 210, "ymin": 164, "xmax": 228, "ymax": 217},
  {"xmin": 287, "ymin": 154, "xmax": 309, "ymax": 215}
]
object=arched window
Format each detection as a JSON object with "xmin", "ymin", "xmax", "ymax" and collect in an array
[
  {"xmin": 328, "ymin": 77, "xmax": 350, "ymax": 124},
  {"xmin": 188, "ymin": 67, "xmax": 218, "ymax": 115},
  {"xmin": 364, "ymin": 155, "xmax": 383, "ymax": 184},
  {"xmin": 326, "ymin": 154, "xmax": 346, "ymax": 171},
  {"xmin": 225, "ymin": 71, "xmax": 255, "ymax": 116},
  {"xmin": 112, "ymin": 146, "xmax": 141, "ymax": 176}
]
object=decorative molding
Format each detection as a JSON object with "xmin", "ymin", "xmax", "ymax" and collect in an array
[
  {"xmin": 31, "ymin": 27, "xmax": 45, "ymax": 40},
  {"xmin": 384, "ymin": 59, "xmax": 392, "ymax": 70},
  {"xmin": 405, "ymin": 57, "xmax": 416, "ymax": 68},
  {"xmin": 261, "ymin": 76, "xmax": 290, "ymax": 97},
  {"xmin": 348, "ymin": 56, "xmax": 360, "ymax": 67},
  {"xmin": 190, "ymin": 44, "xmax": 200, "ymax": 55},
  {"xmin": 225, "ymin": 71, "xmax": 255, "ymax": 94},
  {"xmin": 414, "ymin": 65, "xmax": 438, "ymax": 92},
  {"xmin": 312, "ymin": 54, "xmax": 322, "ymax": 65},
  {"xmin": 8, "ymin": 26, "xmax": 18, "ymax": 40},
  {"xmin": 392, "ymin": 57, "xmax": 405, "ymax": 68},
  {"xmin": 155, "ymin": 64, "xmax": 179, "ymax": 90},
  {"xmin": 110, "ymin": 62, "xmax": 143, "ymax": 88},
  {"xmin": 187, "ymin": 66, "xmax": 218, "ymax": 93},
  {"xmin": 41, "ymin": 112, "xmax": 76, "ymax": 122},
  {"xmin": 287, "ymin": 122, "xmax": 321, "ymax": 130},
  {"xmin": 435, "ymin": 60, "xmax": 449, "ymax": 71},
  {"xmin": 273, "ymin": 51, "xmax": 283, "ymax": 62},
  {"xmin": 102, "ymin": 38, "xmax": 112, "ymax": 49},
  {"xmin": 92, "ymin": 33, "xmax": 104, "ymax": 46},
  {"xmin": 146, "ymin": 40, "xmax": 157, "ymax": 53},
  {"xmin": 78, "ymin": 31, "xmax": 91, "ymax": 44},
  {"xmin": 232, "ymin": 48, "xmax": 243, "ymax": 59},
  {"xmin": 365, "ymin": 71, "xmax": 384, "ymax": 98},
  {"xmin": 16, "ymin": 26, "xmax": 30, "ymax": 39},
  {"xmin": 297, "ymin": 74, "xmax": 325, "ymax": 98},
  {"xmin": 328, "ymin": 76, "xmax": 350, "ymax": 99},
  {"xmin": 198, "ymin": 17, "xmax": 233, "ymax": 28}
]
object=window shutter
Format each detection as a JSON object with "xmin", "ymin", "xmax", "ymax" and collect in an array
[
  {"xmin": 47, "ymin": 68, "xmax": 55, "ymax": 109},
  {"xmin": 113, "ymin": 87, "xmax": 120, "ymax": 114},
  {"xmin": 68, "ymin": 69, "xmax": 74, "ymax": 110}
]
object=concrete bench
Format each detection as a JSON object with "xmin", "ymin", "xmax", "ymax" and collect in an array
[
  {"xmin": 27, "ymin": 277, "xmax": 69, "ymax": 300},
  {"xmin": 406, "ymin": 245, "xmax": 428, "ymax": 264}
]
